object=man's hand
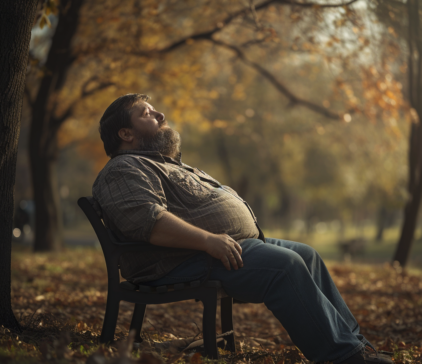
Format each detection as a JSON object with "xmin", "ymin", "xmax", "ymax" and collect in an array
[
  {"xmin": 204, "ymin": 234, "xmax": 243, "ymax": 271},
  {"xmin": 150, "ymin": 212, "xmax": 243, "ymax": 270}
]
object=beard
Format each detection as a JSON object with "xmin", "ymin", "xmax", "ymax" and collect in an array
[{"xmin": 136, "ymin": 126, "xmax": 181, "ymax": 159}]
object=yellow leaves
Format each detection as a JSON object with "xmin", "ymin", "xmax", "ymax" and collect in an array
[
  {"xmin": 388, "ymin": 27, "xmax": 398, "ymax": 38},
  {"xmin": 334, "ymin": 18, "xmax": 347, "ymax": 28},
  {"xmin": 301, "ymin": 42, "xmax": 312, "ymax": 50},
  {"xmin": 77, "ymin": 322, "xmax": 88, "ymax": 332},
  {"xmin": 316, "ymin": 125, "xmax": 325, "ymax": 135},
  {"xmin": 409, "ymin": 108, "xmax": 420, "ymax": 124},
  {"xmin": 289, "ymin": 12, "xmax": 301, "ymax": 22},
  {"xmin": 39, "ymin": 14, "xmax": 51, "ymax": 29},
  {"xmin": 213, "ymin": 119, "xmax": 228, "ymax": 128},
  {"xmin": 44, "ymin": 0, "xmax": 58, "ymax": 16},
  {"xmin": 58, "ymin": 118, "xmax": 90, "ymax": 148},
  {"xmin": 208, "ymin": 89, "xmax": 219, "ymax": 99},
  {"xmin": 232, "ymin": 83, "xmax": 246, "ymax": 101},
  {"xmin": 236, "ymin": 114, "xmax": 246, "ymax": 123},
  {"xmin": 38, "ymin": 0, "xmax": 58, "ymax": 29}
]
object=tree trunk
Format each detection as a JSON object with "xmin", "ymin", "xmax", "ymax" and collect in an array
[
  {"xmin": 393, "ymin": 0, "xmax": 422, "ymax": 266},
  {"xmin": 0, "ymin": 0, "xmax": 38, "ymax": 330},
  {"xmin": 29, "ymin": 134, "xmax": 63, "ymax": 251},
  {"xmin": 375, "ymin": 206, "xmax": 387, "ymax": 242},
  {"xmin": 29, "ymin": 0, "xmax": 85, "ymax": 252}
]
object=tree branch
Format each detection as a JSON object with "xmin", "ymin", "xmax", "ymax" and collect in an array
[
  {"xmin": 133, "ymin": 0, "xmax": 359, "ymax": 56},
  {"xmin": 211, "ymin": 39, "xmax": 342, "ymax": 120},
  {"xmin": 52, "ymin": 78, "xmax": 114, "ymax": 128},
  {"xmin": 285, "ymin": 0, "xmax": 359, "ymax": 8},
  {"xmin": 128, "ymin": 0, "xmax": 359, "ymax": 119},
  {"xmin": 80, "ymin": 76, "xmax": 114, "ymax": 98}
]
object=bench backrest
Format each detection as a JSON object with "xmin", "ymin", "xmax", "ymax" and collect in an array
[{"xmin": 77, "ymin": 197, "xmax": 121, "ymax": 287}]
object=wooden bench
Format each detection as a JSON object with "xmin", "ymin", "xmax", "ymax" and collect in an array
[{"xmin": 78, "ymin": 197, "xmax": 236, "ymax": 359}]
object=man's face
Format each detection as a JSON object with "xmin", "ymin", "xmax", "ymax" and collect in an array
[
  {"xmin": 128, "ymin": 100, "xmax": 181, "ymax": 158},
  {"xmin": 129, "ymin": 101, "xmax": 166, "ymax": 137}
]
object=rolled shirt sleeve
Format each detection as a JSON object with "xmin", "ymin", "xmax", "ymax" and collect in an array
[{"xmin": 93, "ymin": 158, "xmax": 167, "ymax": 242}]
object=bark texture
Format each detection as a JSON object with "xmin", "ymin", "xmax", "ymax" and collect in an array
[
  {"xmin": 29, "ymin": 0, "xmax": 84, "ymax": 252},
  {"xmin": 393, "ymin": 0, "xmax": 422, "ymax": 266},
  {"xmin": 0, "ymin": 0, "xmax": 38, "ymax": 330}
]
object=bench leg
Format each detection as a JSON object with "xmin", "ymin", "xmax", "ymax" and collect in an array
[
  {"xmin": 221, "ymin": 296, "xmax": 236, "ymax": 352},
  {"xmin": 202, "ymin": 295, "xmax": 218, "ymax": 359},
  {"xmin": 100, "ymin": 296, "xmax": 120, "ymax": 344},
  {"xmin": 129, "ymin": 304, "xmax": 147, "ymax": 343}
]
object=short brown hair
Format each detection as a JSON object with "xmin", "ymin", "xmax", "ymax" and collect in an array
[{"xmin": 99, "ymin": 93, "xmax": 150, "ymax": 156}]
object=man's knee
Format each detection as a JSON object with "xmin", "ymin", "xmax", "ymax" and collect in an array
[
  {"xmin": 272, "ymin": 248, "xmax": 309, "ymax": 275},
  {"xmin": 293, "ymin": 243, "xmax": 321, "ymax": 266}
]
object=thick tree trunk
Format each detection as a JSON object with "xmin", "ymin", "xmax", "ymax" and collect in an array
[
  {"xmin": 393, "ymin": 0, "xmax": 422, "ymax": 266},
  {"xmin": 0, "ymin": 1, "xmax": 38, "ymax": 330},
  {"xmin": 29, "ymin": 0, "xmax": 84, "ymax": 251},
  {"xmin": 29, "ymin": 135, "xmax": 63, "ymax": 252},
  {"xmin": 394, "ymin": 170, "xmax": 422, "ymax": 264}
]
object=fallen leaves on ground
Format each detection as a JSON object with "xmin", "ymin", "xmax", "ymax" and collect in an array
[{"xmin": 1, "ymin": 246, "xmax": 421, "ymax": 363}]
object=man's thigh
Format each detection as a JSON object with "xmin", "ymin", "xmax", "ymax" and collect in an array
[
  {"xmin": 208, "ymin": 238, "xmax": 313, "ymax": 303},
  {"xmin": 146, "ymin": 238, "xmax": 313, "ymax": 303}
]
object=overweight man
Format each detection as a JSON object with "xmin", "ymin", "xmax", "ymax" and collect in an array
[{"xmin": 92, "ymin": 93, "xmax": 391, "ymax": 364}]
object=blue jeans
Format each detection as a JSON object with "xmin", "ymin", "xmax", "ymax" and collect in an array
[{"xmin": 146, "ymin": 238, "xmax": 371, "ymax": 363}]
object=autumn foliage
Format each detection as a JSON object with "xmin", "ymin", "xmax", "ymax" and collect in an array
[{"xmin": 2, "ymin": 246, "xmax": 422, "ymax": 363}]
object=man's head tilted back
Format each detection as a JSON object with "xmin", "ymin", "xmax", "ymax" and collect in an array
[{"xmin": 99, "ymin": 93, "xmax": 181, "ymax": 159}]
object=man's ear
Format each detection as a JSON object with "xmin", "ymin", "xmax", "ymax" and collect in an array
[{"xmin": 118, "ymin": 128, "xmax": 134, "ymax": 143}]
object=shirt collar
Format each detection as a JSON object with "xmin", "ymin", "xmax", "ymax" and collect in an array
[{"xmin": 112, "ymin": 149, "xmax": 183, "ymax": 165}]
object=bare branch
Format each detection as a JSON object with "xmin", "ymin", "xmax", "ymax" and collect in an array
[
  {"xmin": 52, "ymin": 78, "xmax": 114, "ymax": 127},
  {"xmin": 249, "ymin": 0, "xmax": 262, "ymax": 30},
  {"xmin": 81, "ymin": 77, "xmax": 114, "ymax": 98},
  {"xmin": 133, "ymin": 0, "xmax": 359, "ymax": 56},
  {"xmin": 240, "ymin": 36, "xmax": 274, "ymax": 48},
  {"xmin": 285, "ymin": 0, "xmax": 359, "ymax": 8},
  {"xmin": 126, "ymin": 0, "xmax": 359, "ymax": 119},
  {"xmin": 211, "ymin": 39, "xmax": 342, "ymax": 120}
]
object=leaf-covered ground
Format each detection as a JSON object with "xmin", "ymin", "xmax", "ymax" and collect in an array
[{"xmin": 2, "ymin": 246, "xmax": 422, "ymax": 363}]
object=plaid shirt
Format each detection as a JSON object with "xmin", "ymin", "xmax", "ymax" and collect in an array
[{"xmin": 92, "ymin": 150, "xmax": 263, "ymax": 283}]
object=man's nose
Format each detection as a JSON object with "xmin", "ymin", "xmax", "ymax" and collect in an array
[{"xmin": 154, "ymin": 110, "xmax": 165, "ymax": 122}]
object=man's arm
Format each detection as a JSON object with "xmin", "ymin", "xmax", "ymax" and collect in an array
[{"xmin": 150, "ymin": 211, "xmax": 243, "ymax": 271}]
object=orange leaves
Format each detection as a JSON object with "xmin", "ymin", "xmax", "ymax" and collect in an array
[
  {"xmin": 7, "ymin": 247, "xmax": 422, "ymax": 363},
  {"xmin": 360, "ymin": 66, "xmax": 406, "ymax": 129},
  {"xmin": 77, "ymin": 321, "xmax": 89, "ymax": 332},
  {"xmin": 190, "ymin": 352, "xmax": 202, "ymax": 363}
]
